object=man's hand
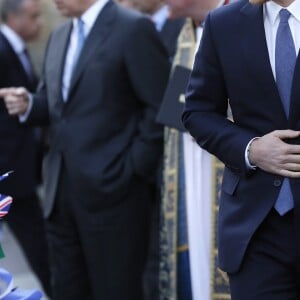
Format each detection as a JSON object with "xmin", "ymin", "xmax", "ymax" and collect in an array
[
  {"xmin": 249, "ymin": 130, "xmax": 300, "ymax": 178},
  {"xmin": 0, "ymin": 87, "xmax": 29, "ymax": 116}
]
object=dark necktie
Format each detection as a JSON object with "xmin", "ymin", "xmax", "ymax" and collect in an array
[
  {"xmin": 274, "ymin": 9, "xmax": 296, "ymax": 215},
  {"xmin": 20, "ymin": 48, "xmax": 36, "ymax": 84}
]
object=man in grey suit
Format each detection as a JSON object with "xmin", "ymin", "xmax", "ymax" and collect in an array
[{"xmin": 0, "ymin": 0, "xmax": 170, "ymax": 299}]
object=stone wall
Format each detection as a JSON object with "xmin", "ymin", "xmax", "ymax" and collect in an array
[{"xmin": 28, "ymin": 0, "xmax": 64, "ymax": 75}]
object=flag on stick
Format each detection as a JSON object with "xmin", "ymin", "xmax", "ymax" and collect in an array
[
  {"xmin": 0, "ymin": 171, "xmax": 13, "ymax": 219},
  {"xmin": 0, "ymin": 171, "xmax": 14, "ymax": 259},
  {"xmin": 0, "ymin": 195, "xmax": 13, "ymax": 219},
  {"xmin": 0, "ymin": 171, "xmax": 13, "ymax": 182}
]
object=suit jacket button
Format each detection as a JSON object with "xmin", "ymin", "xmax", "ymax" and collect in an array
[{"xmin": 273, "ymin": 179, "xmax": 282, "ymax": 187}]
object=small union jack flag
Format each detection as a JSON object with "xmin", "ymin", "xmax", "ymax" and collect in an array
[
  {"xmin": 0, "ymin": 195, "xmax": 12, "ymax": 219},
  {"xmin": 0, "ymin": 171, "xmax": 13, "ymax": 219}
]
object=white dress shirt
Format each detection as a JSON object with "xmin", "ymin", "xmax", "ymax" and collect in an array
[
  {"xmin": 0, "ymin": 24, "xmax": 25, "ymax": 54},
  {"xmin": 151, "ymin": 5, "xmax": 169, "ymax": 32},
  {"xmin": 264, "ymin": 0, "xmax": 300, "ymax": 78},
  {"xmin": 20, "ymin": 0, "xmax": 109, "ymax": 121},
  {"xmin": 245, "ymin": 0, "xmax": 300, "ymax": 168},
  {"xmin": 62, "ymin": 0, "xmax": 109, "ymax": 100},
  {"xmin": 184, "ymin": 2, "xmax": 225, "ymax": 298}
]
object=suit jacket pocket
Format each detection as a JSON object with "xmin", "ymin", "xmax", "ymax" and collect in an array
[{"xmin": 221, "ymin": 167, "xmax": 240, "ymax": 195}]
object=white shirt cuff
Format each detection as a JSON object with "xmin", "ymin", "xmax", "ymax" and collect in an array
[
  {"xmin": 245, "ymin": 137, "xmax": 259, "ymax": 170},
  {"xmin": 19, "ymin": 93, "xmax": 33, "ymax": 123}
]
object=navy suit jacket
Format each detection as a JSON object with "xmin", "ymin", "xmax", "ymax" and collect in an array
[
  {"xmin": 183, "ymin": 0, "xmax": 300, "ymax": 273},
  {"xmin": 0, "ymin": 31, "xmax": 38, "ymax": 198}
]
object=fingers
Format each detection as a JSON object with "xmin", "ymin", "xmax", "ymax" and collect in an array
[
  {"xmin": 5, "ymin": 94, "xmax": 23, "ymax": 115},
  {"xmin": 15, "ymin": 87, "xmax": 27, "ymax": 96},
  {"xmin": 273, "ymin": 129, "xmax": 300, "ymax": 140},
  {"xmin": 249, "ymin": 131, "xmax": 300, "ymax": 177},
  {"xmin": 268, "ymin": 130, "xmax": 300, "ymax": 154},
  {"xmin": 0, "ymin": 87, "xmax": 28, "ymax": 99},
  {"xmin": 279, "ymin": 170, "xmax": 300, "ymax": 178},
  {"xmin": 258, "ymin": 149, "xmax": 300, "ymax": 177},
  {"xmin": 284, "ymin": 163, "xmax": 300, "ymax": 173},
  {"xmin": 0, "ymin": 88, "xmax": 15, "ymax": 98},
  {"xmin": 0, "ymin": 87, "xmax": 29, "ymax": 115}
]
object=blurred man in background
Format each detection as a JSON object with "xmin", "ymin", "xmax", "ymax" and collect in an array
[{"xmin": 0, "ymin": 0, "xmax": 52, "ymax": 297}]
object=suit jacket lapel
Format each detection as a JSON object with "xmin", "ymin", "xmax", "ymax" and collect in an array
[
  {"xmin": 68, "ymin": 1, "xmax": 116, "ymax": 99},
  {"xmin": 0, "ymin": 33, "xmax": 35, "ymax": 90},
  {"xmin": 240, "ymin": 2, "xmax": 287, "ymax": 124},
  {"xmin": 45, "ymin": 21, "xmax": 72, "ymax": 116}
]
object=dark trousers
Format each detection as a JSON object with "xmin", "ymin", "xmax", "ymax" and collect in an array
[
  {"xmin": 143, "ymin": 190, "xmax": 160, "ymax": 300},
  {"xmin": 228, "ymin": 209, "xmax": 300, "ymax": 300},
  {"xmin": 46, "ymin": 168, "xmax": 150, "ymax": 300},
  {"xmin": 6, "ymin": 193, "xmax": 52, "ymax": 297}
]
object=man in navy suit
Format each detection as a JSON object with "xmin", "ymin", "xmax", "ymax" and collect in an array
[
  {"xmin": 0, "ymin": 0, "xmax": 51, "ymax": 297},
  {"xmin": 183, "ymin": 0, "xmax": 300, "ymax": 298},
  {"xmin": 0, "ymin": 0, "xmax": 170, "ymax": 299}
]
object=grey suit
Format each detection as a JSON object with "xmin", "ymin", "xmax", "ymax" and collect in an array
[{"xmin": 26, "ymin": 1, "xmax": 170, "ymax": 299}]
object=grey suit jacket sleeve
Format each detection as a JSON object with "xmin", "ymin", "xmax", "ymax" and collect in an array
[{"xmin": 29, "ymin": 81, "xmax": 50, "ymax": 126}]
